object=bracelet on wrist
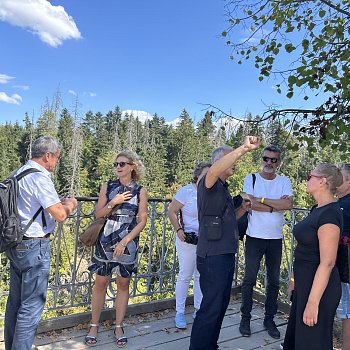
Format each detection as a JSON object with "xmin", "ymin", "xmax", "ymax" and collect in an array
[
  {"xmin": 176, "ymin": 227, "xmax": 184, "ymax": 233},
  {"xmin": 262, "ymin": 202, "xmax": 274, "ymax": 213},
  {"xmin": 290, "ymin": 277, "xmax": 294, "ymax": 282},
  {"xmin": 260, "ymin": 197, "xmax": 265, "ymax": 204}
]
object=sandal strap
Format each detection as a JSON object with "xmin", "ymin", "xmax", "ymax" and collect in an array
[
  {"xmin": 115, "ymin": 325, "xmax": 123, "ymax": 328},
  {"xmin": 86, "ymin": 335, "xmax": 97, "ymax": 340},
  {"xmin": 90, "ymin": 323, "xmax": 99, "ymax": 327},
  {"xmin": 116, "ymin": 336, "xmax": 127, "ymax": 342}
]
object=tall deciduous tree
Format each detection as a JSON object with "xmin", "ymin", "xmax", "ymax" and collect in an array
[{"xmin": 221, "ymin": 0, "xmax": 350, "ymax": 156}]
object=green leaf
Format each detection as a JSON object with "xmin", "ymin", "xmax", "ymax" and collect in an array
[{"xmin": 285, "ymin": 43, "xmax": 295, "ymax": 53}]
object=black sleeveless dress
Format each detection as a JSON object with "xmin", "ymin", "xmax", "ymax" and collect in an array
[{"xmin": 283, "ymin": 202, "xmax": 343, "ymax": 350}]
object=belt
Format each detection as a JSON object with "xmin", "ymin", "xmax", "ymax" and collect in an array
[{"xmin": 22, "ymin": 233, "xmax": 51, "ymax": 240}]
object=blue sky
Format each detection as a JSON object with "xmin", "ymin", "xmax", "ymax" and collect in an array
[{"xmin": 0, "ymin": 0, "xmax": 323, "ymax": 125}]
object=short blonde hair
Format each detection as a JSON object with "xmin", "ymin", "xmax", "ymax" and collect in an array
[
  {"xmin": 115, "ymin": 150, "xmax": 145, "ymax": 182},
  {"xmin": 314, "ymin": 163, "xmax": 343, "ymax": 194}
]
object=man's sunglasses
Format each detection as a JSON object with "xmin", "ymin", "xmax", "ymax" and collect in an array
[
  {"xmin": 262, "ymin": 156, "xmax": 279, "ymax": 163},
  {"xmin": 113, "ymin": 161, "xmax": 132, "ymax": 168}
]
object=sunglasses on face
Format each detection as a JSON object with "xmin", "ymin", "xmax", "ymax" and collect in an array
[
  {"xmin": 306, "ymin": 173, "xmax": 323, "ymax": 181},
  {"xmin": 114, "ymin": 161, "xmax": 132, "ymax": 168},
  {"xmin": 262, "ymin": 156, "xmax": 279, "ymax": 163}
]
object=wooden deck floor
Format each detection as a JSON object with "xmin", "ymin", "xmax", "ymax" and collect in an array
[{"xmin": 29, "ymin": 300, "xmax": 287, "ymax": 350}]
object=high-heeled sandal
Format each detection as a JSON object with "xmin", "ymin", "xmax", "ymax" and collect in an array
[
  {"xmin": 85, "ymin": 323, "xmax": 99, "ymax": 345},
  {"xmin": 114, "ymin": 325, "xmax": 127, "ymax": 347}
]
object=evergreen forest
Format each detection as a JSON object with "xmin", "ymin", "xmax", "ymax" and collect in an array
[{"xmin": 0, "ymin": 101, "xmax": 346, "ymax": 208}]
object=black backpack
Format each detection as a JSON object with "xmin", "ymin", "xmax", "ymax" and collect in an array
[
  {"xmin": 234, "ymin": 173, "xmax": 256, "ymax": 241},
  {"xmin": 0, "ymin": 168, "xmax": 44, "ymax": 253}
]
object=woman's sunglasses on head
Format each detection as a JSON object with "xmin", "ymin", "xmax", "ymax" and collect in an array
[{"xmin": 114, "ymin": 161, "xmax": 132, "ymax": 168}]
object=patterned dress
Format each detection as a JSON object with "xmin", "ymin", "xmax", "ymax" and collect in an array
[{"xmin": 88, "ymin": 180, "xmax": 141, "ymax": 278}]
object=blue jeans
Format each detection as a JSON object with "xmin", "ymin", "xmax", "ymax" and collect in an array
[
  {"xmin": 189, "ymin": 253, "xmax": 235, "ymax": 350},
  {"xmin": 5, "ymin": 239, "xmax": 51, "ymax": 350},
  {"xmin": 240, "ymin": 236, "xmax": 282, "ymax": 320}
]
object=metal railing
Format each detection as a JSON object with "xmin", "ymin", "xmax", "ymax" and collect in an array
[{"xmin": 0, "ymin": 197, "xmax": 307, "ymax": 322}]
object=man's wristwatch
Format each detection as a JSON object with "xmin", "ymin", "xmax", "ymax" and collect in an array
[{"xmin": 107, "ymin": 203, "xmax": 113, "ymax": 209}]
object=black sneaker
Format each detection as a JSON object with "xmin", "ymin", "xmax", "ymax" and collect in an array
[
  {"xmin": 263, "ymin": 318, "xmax": 280, "ymax": 339},
  {"xmin": 239, "ymin": 318, "xmax": 251, "ymax": 337}
]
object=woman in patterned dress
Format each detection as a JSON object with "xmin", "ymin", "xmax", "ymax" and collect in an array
[{"xmin": 85, "ymin": 150, "xmax": 148, "ymax": 347}]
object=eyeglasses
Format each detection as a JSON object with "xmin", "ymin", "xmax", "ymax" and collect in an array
[
  {"xmin": 262, "ymin": 156, "xmax": 279, "ymax": 163},
  {"xmin": 48, "ymin": 152, "xmax": 61, "ymax": 161},
  {"xmin": 306, "ymin": 173, "xmax": 323, "ymax": 181},
  {"xmin": 114, "ymin": 161, "xmax": 132, "ymax": 168}
]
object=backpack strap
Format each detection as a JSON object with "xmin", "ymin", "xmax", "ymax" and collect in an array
[
  {"xmin": 15, "ymin": 167, "xmax": 45, "ymax": 234},
  {"xmin": 22, "ymin": 206, "xmax": 45, "ymax": 234},
  {"xmin": 15, "ymin": 168, "xmax": 41, "ymax": 181},
  {"xmin": 252, "ymin": 173, "xmax": 256, "ymax": 190}
]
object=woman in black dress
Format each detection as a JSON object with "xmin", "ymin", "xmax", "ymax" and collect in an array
[{"xmin": 283, "ymin": 164, "xmax": 343, "ymax": 350}]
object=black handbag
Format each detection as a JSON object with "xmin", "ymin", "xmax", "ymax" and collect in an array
[{"xmin": 336, "ymin": 243, "xmax": 350, "ymax": 283}]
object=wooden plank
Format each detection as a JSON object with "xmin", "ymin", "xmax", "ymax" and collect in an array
[{"xmin": 34, "ymin": 301, "xmax": 287, "ymax": 350}]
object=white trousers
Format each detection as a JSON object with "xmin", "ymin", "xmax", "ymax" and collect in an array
[{"xmin": 175, "ymin": 236, "xmax": 202, "ymax": 313}]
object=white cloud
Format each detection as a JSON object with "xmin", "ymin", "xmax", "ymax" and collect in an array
[
  {"xmin": 14, "ymin": 84, "xmax": 29, "ymax": 90},
  {"xmin": 0, "ymin": 74, "xmax": 15, "ymax": 84},
  {"xmin": 0, "ymin": 0, "xmax": 81, "ymax": 47},
  {"xmin": 0, "ymin": 92, "xmax": 22, "ymax": 104},
  {"xmin": 89, "ymin": 92, "xmax": 96, "ymax": 97},
  {"xmin": 122, "ymin": 110, "xmax": 152, "ymax": 124},
  {"xmin": 166, "ymin": 117, "xmax": 180, "ymax": 127},
  {"xmin": 68, "ymin": 89, "xmax": 77, "ymax": 96}
]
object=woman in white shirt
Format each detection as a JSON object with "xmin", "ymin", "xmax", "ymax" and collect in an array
[{"xmin": 168, "ymin": 162, "xmax": 211, "ymax": 329}]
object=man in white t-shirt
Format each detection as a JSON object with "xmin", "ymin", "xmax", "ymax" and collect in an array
[
  {"xmin": 4, "ymin": 136, "xmax": 78, "ymax": 350},
  {"xmin": 239, "ymin": 145, "xmax": 293, "ymax": 340}
]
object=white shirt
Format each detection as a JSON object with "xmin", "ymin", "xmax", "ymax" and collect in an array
[
  {"xmin": 243, "ymin": 173, "xmax": 293, "ymax": 239},
  {"xmin": 16, "ymin": 160, "xmax": 60, "ymax": 237},
  {"xmin": 174, "ymin": 183, "xmax": 199, "ymax": 234}
]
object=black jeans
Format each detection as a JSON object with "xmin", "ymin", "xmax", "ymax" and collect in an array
[
  {"xmin": 189, "ymin": 253, "xmax": 235, "ymax": 350},
  {"xmin": 240, "ymin": 236, "xmax": 282, "ymax": 320}
]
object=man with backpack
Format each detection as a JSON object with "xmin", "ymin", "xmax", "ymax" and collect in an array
[
  {"xmin": 239, "ymin": 145, "xmax": 293, "ymax": 340},
  {"xmin": 4, "ymin": 136, "xmax": 78, "ymax": 350}
]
